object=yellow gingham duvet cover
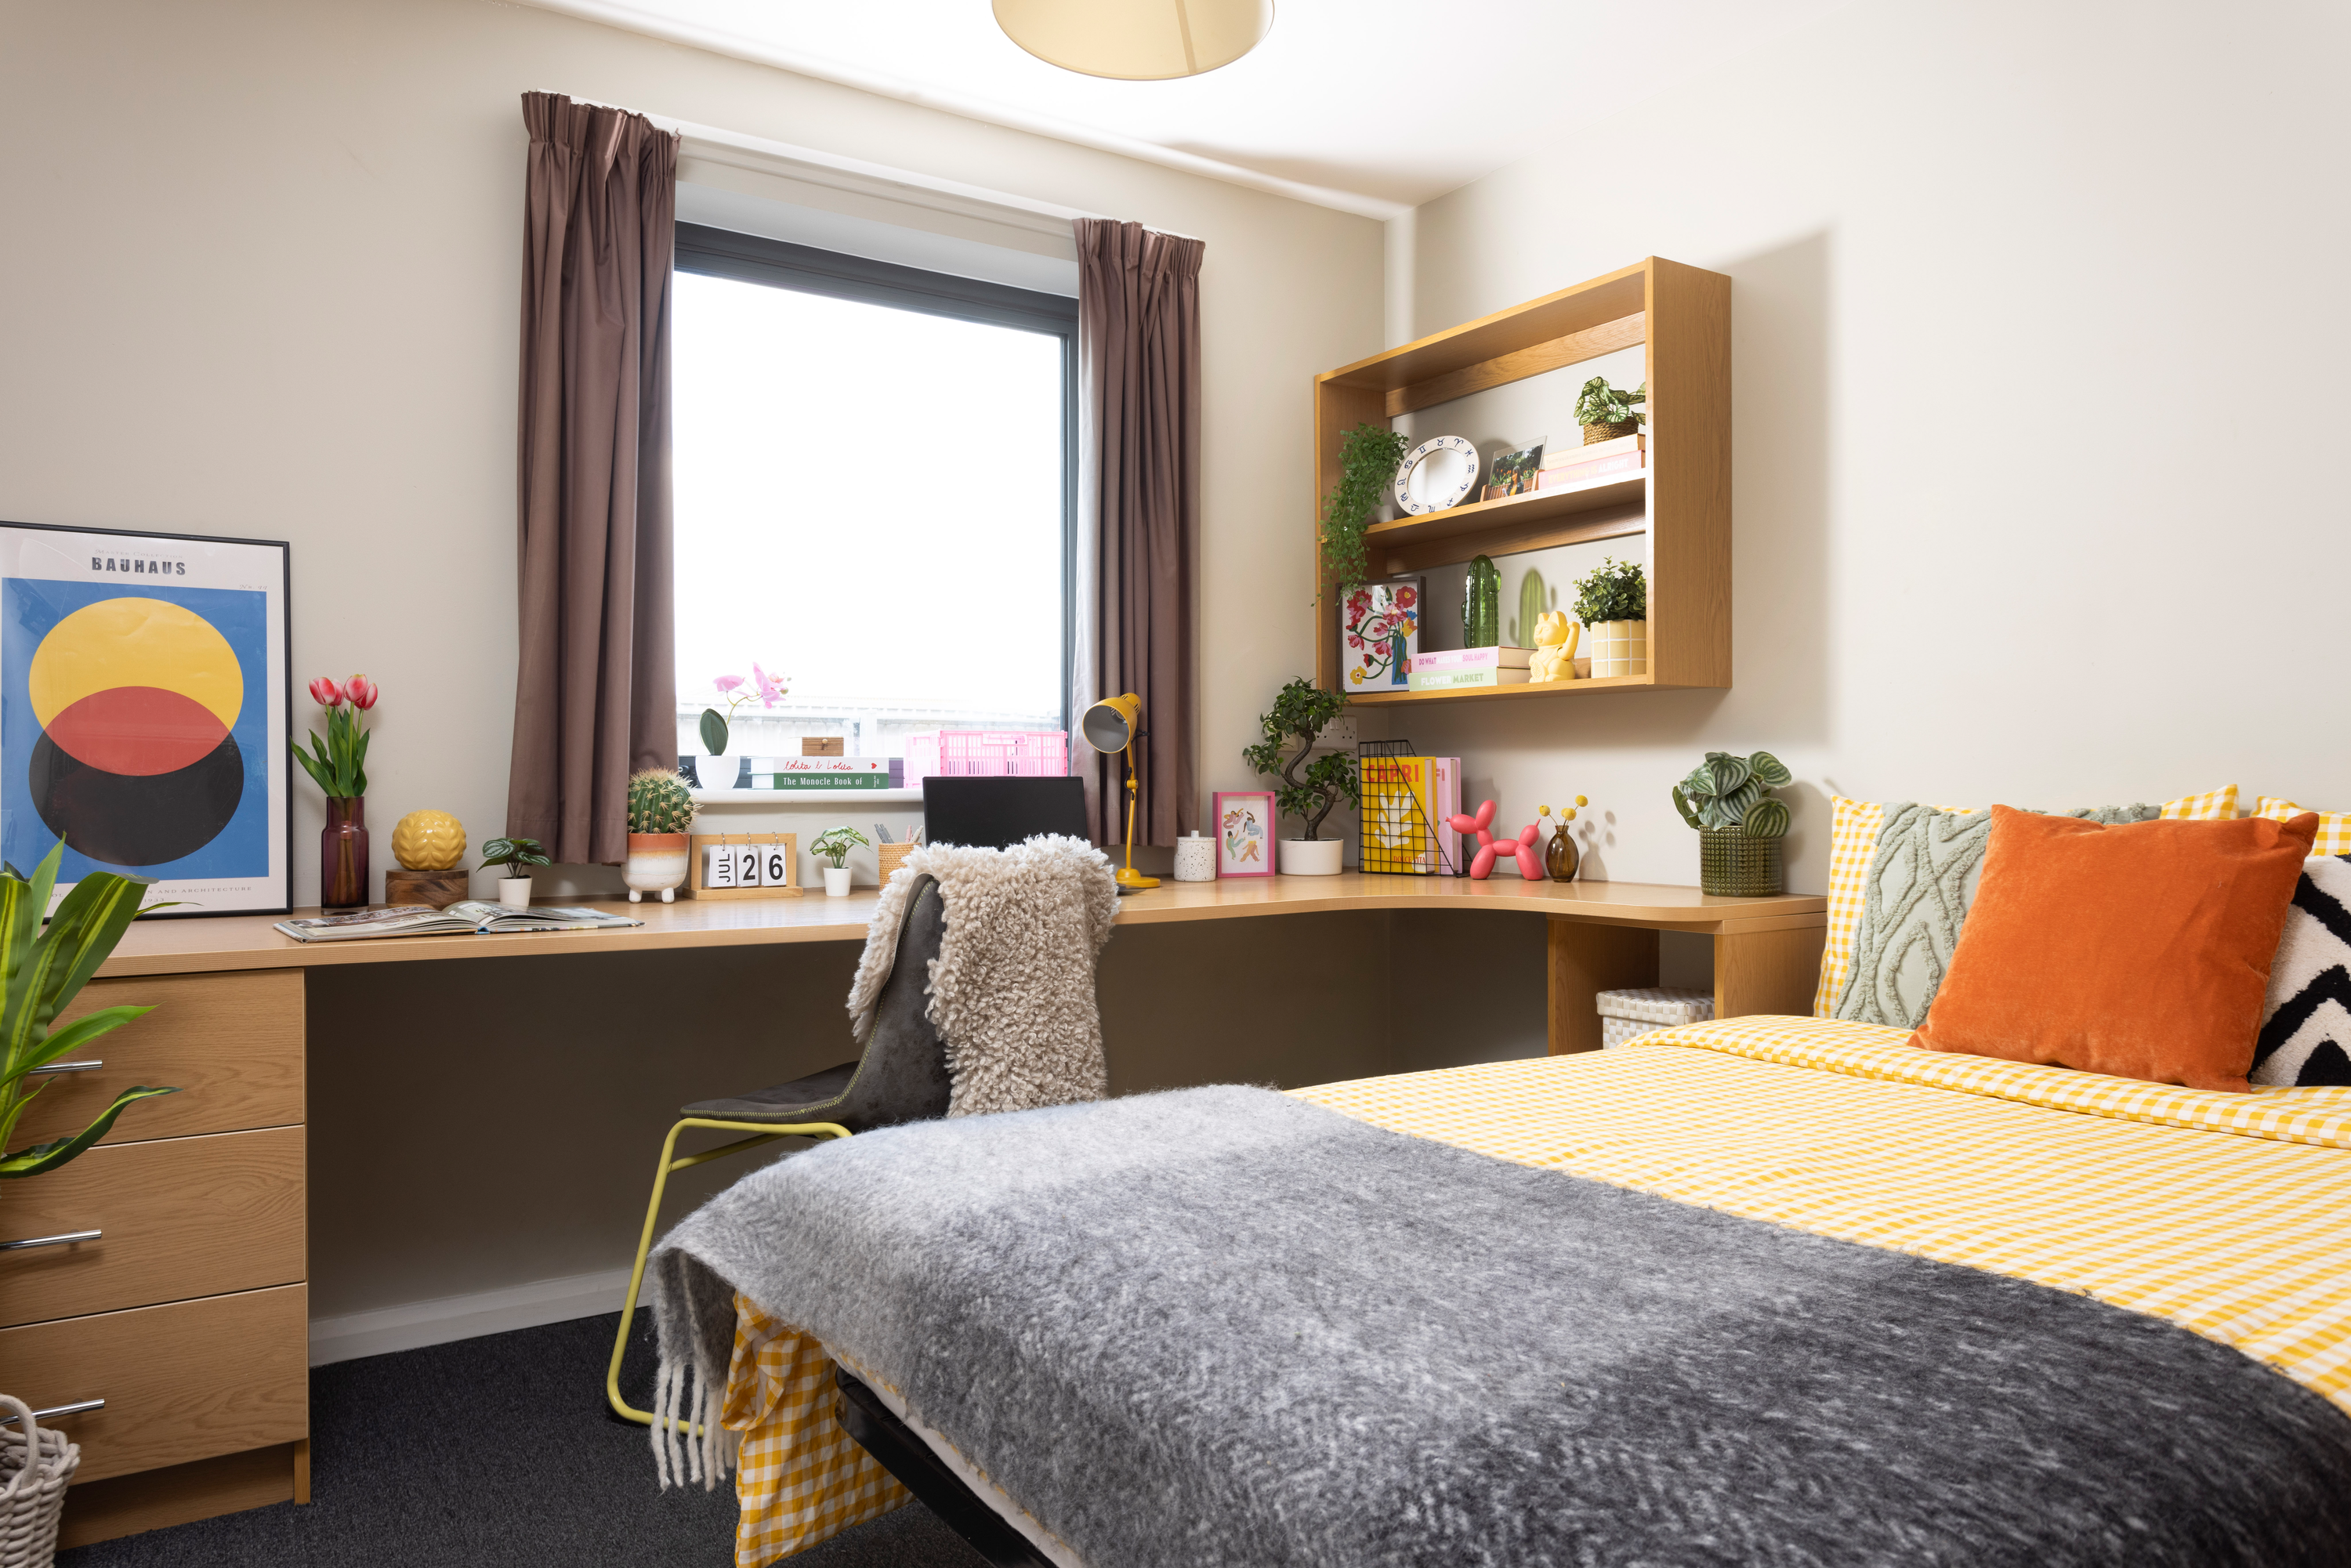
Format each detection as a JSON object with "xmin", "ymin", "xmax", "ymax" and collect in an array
[{"xmin": 719, "ymin": 1016, "xmax": 2351, "ymax": 1565}]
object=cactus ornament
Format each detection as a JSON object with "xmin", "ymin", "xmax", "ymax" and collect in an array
[
  {"xmin": 628, "ymin": 770, "xmax": 698, "ymax": 836},
  {"xmin": 1462, "ymin": 555, "xmax": 1502, "ymax": 648}
]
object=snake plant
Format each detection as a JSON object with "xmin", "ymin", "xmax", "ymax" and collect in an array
[
  {"xmin": 0, "ymin": 845, "xmax": 177, "ymax": 1180},
  {"xmin": 1672, "ymin": 751, "xmax": 1793, "ymax": 838}
]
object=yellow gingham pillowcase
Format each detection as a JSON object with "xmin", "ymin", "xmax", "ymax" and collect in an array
[
  {"xmin": 2256, "ymin": 796, "xmax": 2351, "ymax": 856},
  {"xmin": 2162, "ymin": 784, "xmax": 2239, "ymax": 821},
  {"xmin": 1813, "ymin": 786, "xmax": 2238, "ymax": 1016}
]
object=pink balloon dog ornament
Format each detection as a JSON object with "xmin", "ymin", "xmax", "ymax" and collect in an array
[{"xmin": 1449, "ymin": 799, "xmax": 1544, "ymax": 881}]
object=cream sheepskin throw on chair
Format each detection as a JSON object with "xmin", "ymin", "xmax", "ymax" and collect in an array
[{"xmin": 846, "ymin": 834, "xmax": 1120, "ymax": 1117}]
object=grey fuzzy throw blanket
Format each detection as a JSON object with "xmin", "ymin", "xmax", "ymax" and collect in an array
[
  {"xmin": 647, "ymin": 1086, "xmax": 2351, "ymax": 1566},
  {"xmin": 848, "ymin": 835, "xmax": 1118, "ymax": 1117}
]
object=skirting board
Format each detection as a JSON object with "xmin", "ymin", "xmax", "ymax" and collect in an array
[{"xmin": 308, "ymin": 1266, "xmax": 633, "ymax": 1367}]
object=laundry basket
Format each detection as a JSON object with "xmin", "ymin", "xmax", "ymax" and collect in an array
[{"xmin": 0, "ymin": 1395, "xmax": 78, "ymax": 1567}]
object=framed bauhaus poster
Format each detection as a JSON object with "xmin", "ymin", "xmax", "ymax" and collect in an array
[{"xmin": 0, "ymin": 521, "xmax": 292, "ymax": 916}]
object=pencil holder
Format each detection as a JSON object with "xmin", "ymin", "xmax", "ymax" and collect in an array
[{"xmin": 878, "ymin": 842, "xmax": 918, "ymax": 884}]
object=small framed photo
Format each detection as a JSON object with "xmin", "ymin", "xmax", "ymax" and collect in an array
[
  {"xmin": 0, "ymin": 520, "xmax": 292, "ymax": 917},
  {"xmin": 1485, "ymin": 440, "xmax": 1545, "ymax": 499},
  {"xmin": 1212, "ymin": 790, "xmax": 1276, "ymax": 879}
]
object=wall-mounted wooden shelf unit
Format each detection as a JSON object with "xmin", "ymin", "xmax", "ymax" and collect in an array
[{"xmin": 1313, "ymin": 256, "xmax": 1730, "ymax": 704}]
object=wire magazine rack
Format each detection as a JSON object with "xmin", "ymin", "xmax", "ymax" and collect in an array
[{"xmin": 1357, "ymin": 740, "xmax": 1457, "ymax": 876}]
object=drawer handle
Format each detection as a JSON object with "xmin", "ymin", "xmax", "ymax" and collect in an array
[
  {"xmin": 0, "ymin": 1229, "xmax": 101, "ymax": 1252},
  {"xmin": 34, "ymin": 1060, "xmax": 102, "ymax": 1074},
  {"xmin": 0, "ymin": 1399, "xmax": 103, "ymax": 1425}
]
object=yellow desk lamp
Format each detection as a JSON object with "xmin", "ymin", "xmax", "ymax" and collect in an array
[{"xmin": 1081, "ymin": 691, "xmax": 1160, "ymax": 891}]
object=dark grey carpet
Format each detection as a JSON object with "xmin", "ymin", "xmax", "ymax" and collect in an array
[{"xmin": 59, "ymin": 1312, "xmax": 987, "ymax": 1568}]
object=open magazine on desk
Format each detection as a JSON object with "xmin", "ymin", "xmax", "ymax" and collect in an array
[{"xmin": 273, "ymin": 902, "xmax": 643, "ymax": 943}]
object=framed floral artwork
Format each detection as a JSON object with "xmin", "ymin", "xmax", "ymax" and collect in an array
[
  {"xmin": 1211, "ymin": 790, "xmax": 1275, "ymax": 878},
  {"xmin": 1341, "ymin": 575, "xmax": 1422, "ymax": 693}
]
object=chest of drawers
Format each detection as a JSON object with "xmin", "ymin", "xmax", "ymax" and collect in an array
[{"xmin": 0, "ymin": 969, "xmax": 309, "ymax": 1547}]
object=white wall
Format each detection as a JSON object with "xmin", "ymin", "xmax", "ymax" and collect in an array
[
  {"xmin": 1395, "ymin": 0, "xmax": 2351, "ymax": 894},
  {"xmin": 0, "ymin": 0, "xmax": 1386, "ymax": 1329}
]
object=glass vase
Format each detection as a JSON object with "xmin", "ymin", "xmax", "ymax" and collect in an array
[
  {"xmin": 322, "ymin": 796, "xmax": 370, "ymax": 910},
  {"xmin": 1545, "ymin": 827, "xmax": 1580, "ymax": 883}
]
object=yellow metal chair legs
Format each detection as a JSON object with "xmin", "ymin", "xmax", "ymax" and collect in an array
[{"xmin": 606, "ymin": 1116, "xmax": 852, "ymax": 1429}]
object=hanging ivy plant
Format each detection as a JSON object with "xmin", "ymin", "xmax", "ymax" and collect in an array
[{"xmin": 1318, "ymin": 423, "xmax": 1411, "ymax": 595}]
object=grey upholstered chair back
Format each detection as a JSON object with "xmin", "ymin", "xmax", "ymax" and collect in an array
[{"xmin": 828, "ymin": 873, "xmax": 954, "ymax": 1129}]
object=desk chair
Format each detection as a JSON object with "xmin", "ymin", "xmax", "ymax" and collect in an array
[{"xmin": 605, "ymin": 874, "xmax": 953, "ymax": 1426}]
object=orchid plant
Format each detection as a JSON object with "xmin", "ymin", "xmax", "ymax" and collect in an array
[
  {"xmin": 700, "ymin": 663, "xmax": 788, "ymax": 755},
  {"xmin": 290, "ymin": 675, "xmax": 378, "ymax": 799}
]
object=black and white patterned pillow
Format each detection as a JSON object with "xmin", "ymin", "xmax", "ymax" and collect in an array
[{"xmin": 2255, "ymin": 856, "xmax": 2351, "ymax": 1087}]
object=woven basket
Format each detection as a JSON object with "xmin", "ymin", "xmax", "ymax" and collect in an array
[
  {"xmin": 1583, "ymin": 420, "xmax": 1639, "ymax": 444},
  {"xmin": 0, "ymin": 1396, "xmax": 78, "ymax": 1567},
  {"xmin": 1699, "ymin": 830, "xmax": 1783, "ymax": 897},
  {"xmin": 877, "ymin": 842, "xmax": 917, "ymax": 884}
]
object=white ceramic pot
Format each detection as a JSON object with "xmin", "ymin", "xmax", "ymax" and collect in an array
[
  {"xmin": 696, "ymin": 755, "xmax": 741, "ymax": 790},
  {"xmin": 1172, "ymin": 832, "xmax": 1216, "ymax": 882},
  {"xmin": 497, "ymin": 877, "xmax": 532, "ymax": 908},
  {"xmin": 623, "ymin": 832, "xmax": 689, "ymax": 904},
  {"xmin": 823, "ymin": 866, "xmax": 853, "ymax": 896},
  {"xmin": 1589, "ymin": 620, "xmax": 1649, "ymax": 678},
  {"xmin": 1278, "ymin": 838, "xmax": 1344, "ymax": 876}
]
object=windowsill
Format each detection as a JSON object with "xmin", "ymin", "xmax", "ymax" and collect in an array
[{"xmin": 691, "ymin": 788, "xmax": 927, "ymax": 806}]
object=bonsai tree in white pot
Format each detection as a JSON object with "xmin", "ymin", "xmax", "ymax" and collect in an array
[
  {"xmin": 811, "ymin": 827, "xmax": 869, "ymax": 896},
  {"xmin": 1242, "ymin": 679, "xmax": 1358, "ymax": 876},
  {"xmin": 480, "ymin": 837, "xmax": 550, "ymax": 907}
]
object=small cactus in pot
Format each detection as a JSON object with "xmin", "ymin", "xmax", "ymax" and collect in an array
[
  {"xmin": 1673, "ymin": 750, "xmax": 1791, "ymax": 896},
  {"xmin": 625, "ymin": 769, "xmax": 697, "ymax": 903}
]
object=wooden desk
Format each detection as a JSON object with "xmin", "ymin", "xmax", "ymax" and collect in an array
[{"xmin": 40, "ymin": 873, "xmax": 1821, "ymax": 1544}]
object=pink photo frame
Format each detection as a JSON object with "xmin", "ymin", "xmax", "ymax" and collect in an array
[{"xmin": 1212, "ymin": 790, "xmax": 1277, "ymax": 878}]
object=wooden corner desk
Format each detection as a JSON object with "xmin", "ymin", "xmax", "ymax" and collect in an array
[{"xmin": 22, "ymin": 872, "xmax": 1821, "ymax": 1544}]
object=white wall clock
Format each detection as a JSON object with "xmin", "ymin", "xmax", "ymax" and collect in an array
[{"xmin": 1393, "ymin": 435, "xmax": 1480, "ymax": 516}]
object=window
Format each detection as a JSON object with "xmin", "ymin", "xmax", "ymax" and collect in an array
[{"xmin": 671, "ymin": 223, "xmax": 1077, "ymax": 762}]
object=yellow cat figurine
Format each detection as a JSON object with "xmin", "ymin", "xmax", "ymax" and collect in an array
[{"xmin": 1530, "ymin": 610, "xmax": 1580, "ymax": 682}]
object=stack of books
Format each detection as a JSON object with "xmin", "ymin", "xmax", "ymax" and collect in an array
[
  {"xmin": 745, "ymin": 757, "xmax": 905, "ymax": 790},
  {"xmin": 1407, "ymin": 647, "xmax": 1531, "ymax": 692},
  {"xmin": 1537, "ymin": 433, "xmax": 1646, "ymax": 491}
]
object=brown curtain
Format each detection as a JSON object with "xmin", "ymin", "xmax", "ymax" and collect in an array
[
  {"xmin": 1072, "ymin": 219, "xmax": 1203, "ymax": 849},
  {"xmin": 508, "ymin": 92, "xmax": 679, "ymax": 866}
]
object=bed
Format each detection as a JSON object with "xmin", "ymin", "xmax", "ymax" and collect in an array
[{"xmin": 649, "ymin": 1015, "xmax": 2351, "ymax": 1566}]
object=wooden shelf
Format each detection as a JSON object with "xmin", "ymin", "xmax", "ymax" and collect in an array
[
  {"xmin": 1365, "ymin": 472, "xmax": 1646, "ymax": 574},
  {"xmin": 1312, "ymin": 255, "xmax": 1730, "ymax": 699},
  {"xmin": 1342, "ymin": 674, "xmax": 1665, "ymax": 707}
]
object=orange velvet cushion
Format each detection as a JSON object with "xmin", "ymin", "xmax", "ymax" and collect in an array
[{"xmin": 1911, "ymin": 806, "xmax": 2318, "ymax": 1092}]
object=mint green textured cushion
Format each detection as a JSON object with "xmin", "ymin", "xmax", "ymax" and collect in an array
[{"xmin": 1832, "ymin": 802, "xmax": 2160, "ymax": 1029}]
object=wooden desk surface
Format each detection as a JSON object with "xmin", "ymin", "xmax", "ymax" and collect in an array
[{"xmin": 95, "ymin": 874, "xmax": 1826, "ymax": 979}]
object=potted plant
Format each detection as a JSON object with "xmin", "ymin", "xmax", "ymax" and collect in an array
[
  {"xmin": 623, "ymin": 771, "xmax": 697, "ymax": 904},
  {"xmin": 1574, "ymin": 375, "xmax": 1646, "ymax": 444},
  {"xmin": 289, "ymin": 674, "xmax": 379, "ymax": 909},
  {"xmin": 0, "ymin": 846, "xmax": 179, "ymax": 1559},
  {"xmin": 1572, "ymin": 556, "xmax": 1648, "ymax": 677},
  {"xmin": 1672, "ymin": 751, "xmax": 1792, "ymax": 896},
  {"xmin": 1317, "ymin": 423, "xmax": 1411, "ymax": 596},
  {"xmin": 480, "ymin": 837, "xmax": 550, "ymax": 907},
  {"xmin": 810, "ymin": 827, "xmax": 869, "ymax": 896},
  {"xmin": 1241, "ymin": 679, "xmax": 1358, "ymax": 876},
  {"xmin": 696, "ymin": 663, "xmax": 788, "ymax": 790}
]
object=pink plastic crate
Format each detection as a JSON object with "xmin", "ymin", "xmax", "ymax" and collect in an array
[{"xmin": 903, "ymin": 730, "xmax": 1069, "ymax": 780}]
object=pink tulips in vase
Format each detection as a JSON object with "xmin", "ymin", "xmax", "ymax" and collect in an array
[{"xmin": 291, "ymin": 675, "xmax": 379, "ymax": 909}]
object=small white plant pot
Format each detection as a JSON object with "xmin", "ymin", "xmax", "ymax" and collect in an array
[
  {"xmin": 497, "ymin": 877, "xmax": 533, "ymax": 908},
  {"xmin": 1589, "ymin": 619, "xmax": 1649, "ymax": 678},
  {"xmin": 696, "ymin": 755, "xmax": 740, "ymax": 791},
  {"xmin": 623, "ymin": 833, "xmax": 689, "ymax": 904},
  {"xmin": 823, "ymin": 866, "xmax": 853, "ymax": 896},
  {"xmin": 1278, "ymin": 838, "xmax": 1344, "ymax": 876}
]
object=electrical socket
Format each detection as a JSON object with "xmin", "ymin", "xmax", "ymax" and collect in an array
[{"xmin": 1315, "ymin": 715, "xmax": 1360, "ymax": 751}]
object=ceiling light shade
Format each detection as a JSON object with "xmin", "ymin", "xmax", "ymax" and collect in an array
[{"xmin": 994, "ymin": 0, "xmax": 1273, "ymax": 81}]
